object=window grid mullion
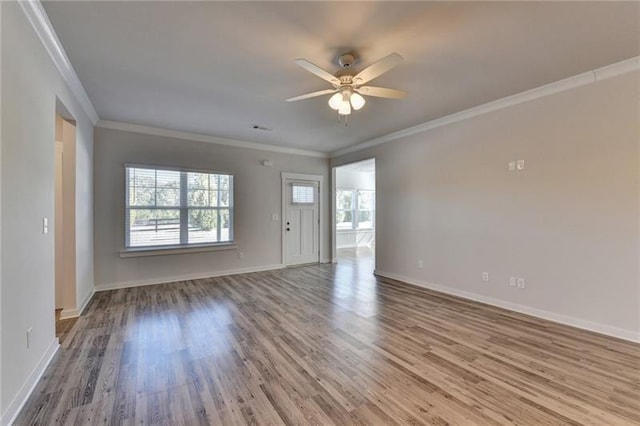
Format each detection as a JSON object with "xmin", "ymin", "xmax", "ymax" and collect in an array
[
  {"xmin": 216, "ymin": 175, "xmax": 221, "ymax": 242},
  {"xmin": 180, "ymin": 171, "xmax": 188, "ymax": 244}
]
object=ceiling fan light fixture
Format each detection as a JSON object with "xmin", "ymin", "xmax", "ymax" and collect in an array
[
  {"xmin": 338, "ymin": 100, "xmax": 351, "ymax": 115},
  {"xmin": 350, "ymin": 92, "xmax": 366, "ymax": 110},
  {"xmin": 289, "ymin": 52, "xmax": 405, "ymax": 120},
  {"xmin": 328, "ymin": 92, "xmax": 343, "ymax": 110}
]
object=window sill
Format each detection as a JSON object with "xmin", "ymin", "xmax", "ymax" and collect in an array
[{"xmin": 120, "ymin": 243, "xmax": 238, "ymax": 258}]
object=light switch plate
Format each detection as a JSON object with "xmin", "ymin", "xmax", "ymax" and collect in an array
[{"xmin": 508, "ymin": 161, "xmax": 516, "ymax": 171}]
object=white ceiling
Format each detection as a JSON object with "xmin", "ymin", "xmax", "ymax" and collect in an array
[{"xmin": 43, "ymin": 1, "xmax": 640, "ymax": 154}]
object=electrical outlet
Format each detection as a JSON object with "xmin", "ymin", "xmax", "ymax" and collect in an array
[
  {"xmin": 26, "ymin": 327, "xmax": 33, "ymax": 349},
  {"xmin": 516, "ymin": 160, "xmax": 525, "ymax": 171},
  {"xmin": 517, "ymin": 277, "xmax": 526, "ymax": 289},
  {"xmin": 238, "ymin": 252, "xmax": 245, "ymax": 260},
  {"xmin": 509, "ymin": 276, "xmax": 517, "ymax": 287},
  {"xmin": 417, "ymin": 260, "xmax": 424, "ymax": 269},
  {"xmin": 508, "ymin": 161, "xmax": 516, "ymax": 171},
  {"xmin": 271, "ymin": 213, "xmax": 279, "ymax": 221},
  {"xmin": 482, "ymin": 272, "xmax": 490, "ymax": 282}
]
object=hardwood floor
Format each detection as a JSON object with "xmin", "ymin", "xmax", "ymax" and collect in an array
[
  {"xmin": 55, "ymin": 309, "xmax": 79, "ymax": 345},
  {"xmin": 17, "ymin": 256, "xmax": 640, "ymax": 425},
  {"xmin": 336, "ymin": 246, "xmax": 375, "ymax": 269}
]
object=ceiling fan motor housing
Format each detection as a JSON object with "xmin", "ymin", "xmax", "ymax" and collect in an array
[
  {"xmin": 338, "ymin": 53, "xmax": 355, "ymax": 68},
  {"xmin": 339, "ymin": 75, "xmax": 353, "ymax": 86}
]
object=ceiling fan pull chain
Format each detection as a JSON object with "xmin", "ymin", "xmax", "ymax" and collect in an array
[{"xmin": 339, "ymin": 113, "xmax": 349, "ymax": 127}]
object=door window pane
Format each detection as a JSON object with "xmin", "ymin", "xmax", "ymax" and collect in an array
[{"xmin": 292, "ymin": 185, "xmax": 315, "ymax": 204}]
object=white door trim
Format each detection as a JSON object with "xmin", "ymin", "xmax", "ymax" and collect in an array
[
  {"xmin": 331, "ymin": 166, "xmax": 337, "ymax": 263},
  {"xmin": 281, "ymin": 172, "xmax": 324, "ymax": 266}
]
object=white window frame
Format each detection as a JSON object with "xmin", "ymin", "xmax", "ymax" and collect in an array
[
  {"xmin": 124, "ymin": 164, "xmax": 234, "ymax": 251},
  {"xmin": 336, "ymin": 188, "xmax": 375, "ymax": 231}
]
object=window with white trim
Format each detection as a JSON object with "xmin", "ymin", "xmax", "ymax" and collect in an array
[
  {"xmin": 336, "ymin": 189, "xmax": 375, "ymax": 230},
  {"xmin": 125, "ymin": 166, "xmax": 234, "ymax": 249},
  {"xmin": 291, "ymin": 184, "xmax": 315, "ymax": 204},
  {"xmin": 356, "ymin": 190, "xmax": 375, "ymax": 229}
]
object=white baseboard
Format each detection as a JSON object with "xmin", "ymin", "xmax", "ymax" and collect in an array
[
  {"xmin": 59, "ymin": 287, "xmax": 95, "ymax": 319},
  {"xmin": 375, "ymin": 270, "xmax": 640, "ymax": 344},
  {"xmin": 336, "ymin": 244, "xmax": 375, "ymax": 250},
  {"xmin": 95, "ymin": 264, "xmax": 285, "ymax": 292},
  {"xmin": 59, "ymin": 309, "xmax": 79, "ymax": 320},
  {"xmin": 336, "ymin": 244, "xmax": 357, "ymax": 249},
  {"xmin": 1, "ymin": 338, "xmax": 60, "ymax": 426}
]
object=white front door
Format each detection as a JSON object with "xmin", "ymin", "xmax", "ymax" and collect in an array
[{"xmin": 284, "ymin": 179, "xmax": 319, "ymax": 266}]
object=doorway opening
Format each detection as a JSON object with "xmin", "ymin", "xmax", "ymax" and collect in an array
[
  {"xmin": 332, "ymin": 159, "xmax": 375, "ymax": 272},
  {"xmin": 54, "ymin": 106, "xmax": 78, "ymax": 342}
]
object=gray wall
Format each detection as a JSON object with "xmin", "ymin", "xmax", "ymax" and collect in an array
[
  {"xmin": 93, "ymin": 127, "xmax": 330, "ymax": 289},
  {"xmin": 336, "ymin": 168, "xmax": 375, "ymax": 191},
  {"xmin": 333, "ymin": 71, "xmax": 640, "ymax": 340},
  {"xmin": 1, "ymin": 2, "xmax": 94, "ymax": 419}
]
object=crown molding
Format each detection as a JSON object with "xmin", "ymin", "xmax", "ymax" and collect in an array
[
  {"xmin": 331, "ymin": 56, "xmax": 640, "ymax": 158},
  {"xmin": 96, "ymin": 120, "xmax": 330, "ymax": 158},
  {"xmin": 19, "ymin": 0, "xmax": 99, "ymax": 124}
]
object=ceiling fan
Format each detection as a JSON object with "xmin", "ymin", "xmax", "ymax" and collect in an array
[{"xmin": 287, "ymin": 52, "xmax": 407, "ymax": 117}]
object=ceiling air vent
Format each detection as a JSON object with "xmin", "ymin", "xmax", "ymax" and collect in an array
[{"xmin": 251, "ymin": 124, "xmax": 272, "ymax": 131}]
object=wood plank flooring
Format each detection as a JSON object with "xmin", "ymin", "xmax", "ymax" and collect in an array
[
  {"xmin": 55, "ymin": 309, "xmax": 79, "ymax": 345},
  {"xmin": 16, "ymin": 252, "xmax": 640, "ymax": 425}
]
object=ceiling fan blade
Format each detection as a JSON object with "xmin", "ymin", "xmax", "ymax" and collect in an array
[
  {"xmin": 353, "ymin": 52, "xmax": 403, "ymax": 85},
  {"xmin": 357, "ymin": 86, "xmax": 407, "ymax": 99},
  {"xmin": 294, "ymin": 59, "xmax": 340, "ymax": 85},
  {"xmin": 286, "ymin": 88, "xmax": 337, "ymax": 102}
]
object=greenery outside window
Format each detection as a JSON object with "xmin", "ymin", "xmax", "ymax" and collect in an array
[
  {"xmin": 125, "ymin": 165, "xmax": 233, "ymax": 249},
  {"xmin": 357, "ymin": 190, "xmax": 375, "ymax": 229},
  {"xmin": 336, "ymin": 189, "xmax": 375, "ymax": 230}
]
